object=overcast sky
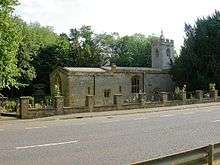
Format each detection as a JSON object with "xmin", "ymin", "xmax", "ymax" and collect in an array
[{"xmin": 15, "ymin": 0, "xmax": 219, "ymax": 50}]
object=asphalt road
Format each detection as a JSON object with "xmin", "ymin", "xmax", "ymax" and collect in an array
[{"xmin": 1, "ymin": 106, "xmax": 220, "ymax": 165}]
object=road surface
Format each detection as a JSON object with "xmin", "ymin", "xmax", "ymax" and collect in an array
[{"xmin": 1, "ymin": 105, "xmax": 220, "ymax": 165}]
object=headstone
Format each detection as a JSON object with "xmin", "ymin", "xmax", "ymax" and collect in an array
[
  {"xmin": 181, "ymin": 91, "xmax": 187, "ymax": 101},
  {"xmin": 196, "ymin": 90, "xmax": 203, "ymax": 101},
  {"xmin": 160, "ymin": 92, "xmax": 168, "ymax": 103}
]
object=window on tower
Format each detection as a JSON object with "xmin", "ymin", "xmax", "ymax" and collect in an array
[
  {"xmin": 166, "ymin": 48, "xmax": 171, "ymax": 58},
  {"xmin": 155, "ymin": 48, "xmax": 159, "ymax": 57}
]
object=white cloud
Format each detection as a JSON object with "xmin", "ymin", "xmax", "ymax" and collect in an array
[{"xmin": 16, "ymin": 0, "xmax": 220, "ymax": 50}]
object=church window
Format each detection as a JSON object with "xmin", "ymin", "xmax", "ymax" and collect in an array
[
  {"xmin": 104, "ymin": 89, "xmax": 111, "ymax": 98},
  {"xmin": 155, "ymin": 49, "xmax": 159, "ymax": 57},
  {"xmin": 131, "ymin": 76, "xmax": 140, "ymax": 93},
  {"xmin": 166, "ymin": 48, "xmax": 171, "ymax": 58},
  {"xmin": 88, "ymin": 87, "xmax": 91, "ymax": 95},
  {"xmin": 119, "ymin": 86, "xmax": 122, "ymax": 93}
]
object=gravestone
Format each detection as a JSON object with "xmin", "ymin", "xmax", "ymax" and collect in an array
[{"xmin": 32, "ymin": 84, "xmax": 46, "ymax": 102}]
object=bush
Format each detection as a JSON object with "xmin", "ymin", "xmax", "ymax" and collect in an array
[
  {"xmin": 45, "ymin": 96, "xmax": 52, "ymax": 106},
  {"xmin": 28, "ymin": 96, "xmax": 35, "ymax": 107},
  {"xmin": 209, "ymin": 83, "xmax": 216, "ymax": 91},
  {"xmin": 0, "ymin": 100, "xmax": 17, "ymax": 113},
  {"xmin": 174, "ymin": 87, "xmax": 182, "ymax": 100}
]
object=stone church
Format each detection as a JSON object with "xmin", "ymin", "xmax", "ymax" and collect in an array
[{"xmin": 50, "ymin": 34, "xmax": 175, "ymax": 107}]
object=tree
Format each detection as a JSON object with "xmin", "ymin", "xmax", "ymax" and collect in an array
[
  {"xmin": 110, "ymin": 34, "xmax": 152, "ymax": 67},
  {"xmin": 15, "ymin": 19, "xmax": 36, "ymax": 86},
  {"xmin": 34, "ymin": 35, "xmax": 70, "ymax": 92},
  {"xmin": 69, "ymin": 26, "xmax": 107, "ymax": 67},
  {"xmin": 170, "ymin": 11, "xmax": 220, "ymax": 91},
  {"xmin": 21, "ymin": 23, "xmax": 60, "ymax": 80},
  {"xmin": 0, "ymin": 0, "xmax": 22, "ymax": 90}
]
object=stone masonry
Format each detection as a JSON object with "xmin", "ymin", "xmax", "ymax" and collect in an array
[{"xmin": 50, "ymin": 34, "xmax": 175, "ymax": 107}]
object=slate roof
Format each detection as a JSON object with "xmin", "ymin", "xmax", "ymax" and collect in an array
[
  {"xmin": 101, "ymin": 66, "xmax": 162, "ymax": 72},
  {"xmin": 63, "ymin": 67, "xmax": 106, "ymax": 73},
  {"xmin": 61, "ymin": 66, "xmax": 165, "ymax": 74}
]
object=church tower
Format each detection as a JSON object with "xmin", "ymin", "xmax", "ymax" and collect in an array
[{"xmin": 151, "ymin": 31, "xmax": 174, "ymax": 70}]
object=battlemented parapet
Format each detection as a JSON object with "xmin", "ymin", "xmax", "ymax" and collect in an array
[{"xmin": 151, "ymin": 32, "xmax": 175, "ymax": 70}]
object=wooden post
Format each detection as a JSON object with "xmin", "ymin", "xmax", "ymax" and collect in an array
[{"xmin": 208, "ymin": 144, "xmax": 213, "ymax": 165}]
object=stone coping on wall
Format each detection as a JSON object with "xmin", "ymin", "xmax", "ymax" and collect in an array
[{"xmin": 19, "ymin": 96, "xmax": 220, "ymax": 119}]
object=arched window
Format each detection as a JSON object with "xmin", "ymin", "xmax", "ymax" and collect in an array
[
  {"xmin": 166, "ymin": 48, "xmax": 171, "ymax": 58},
  {"xmin": 131, "ymin": 76, "xmax": 140, "ymax": 93},
  {"xmin": 155, "ymin": 48, "xmax": 159, "ymax": 57}
]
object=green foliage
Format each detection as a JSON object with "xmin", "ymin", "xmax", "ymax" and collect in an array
[
  {"xmin": 110, "ymin": 34, "xmax": 153, "ymax": 67},
  {"xmin": 0, "ymin": 1, "xmax": 169, "ymax": 97},
  {"xmin": 0, "ymin": 0, "xmax": 22, "ymax": 90},
  {"xmin": 45, "ymin": 96, "xmax": 52, "ymax": 106},
  {"xmin": 53, "ymin": 84, "xmax": 61, "ymax": 96},
  {"xmin": 69, "ymin": 26, "xmax": 106, "ymax": 67},
  {"xmin": 0, "ymin": 100, "xmax": 17, "ymax": 112},
  {"xmin": 0, "ymin": 0, "xmax": 18, "ymax": 13},
  {"xmin": 174, "ymin": 87, "xmax": 182, "ymax": 100},
  {"xmin": 27, "ymin": 96, "xmax": 34, "ymax": 107},
  {"xmin": 171, "ymin": 11, "xmax": 220, "ymax": 91},
  {"xmin": 33, "ymin": 33, "xmax": 70, "ymax": 90},
  {"xmin": 209, "ymin": 83, "xmax": 216, "ymax": 91},
  {"xmin": 23, "ymin": 23, "xmax": 61, "ymax": 71}
]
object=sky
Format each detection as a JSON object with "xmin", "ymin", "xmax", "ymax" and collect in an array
[{"xmin": 15, "ymin": 0, "xmax": 220, "ymax": 51}]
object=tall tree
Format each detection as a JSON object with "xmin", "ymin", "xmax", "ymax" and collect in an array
[
  {"xmin": 0, "ymin": 0, "xmax": 22, "ymax": 90},
  {"xmin": 110, "ymin": 34, "xmax": 152, "ymax": 67},
  {"xmin": 69, "ymin": 26, "xmax": 107, "ymax": 67},
  {"xmin": 170, "ymin": 11, "xmax": 220, "ymax": 91},
  {"xmin": 34, "ymin": 35, "xmax": 70, "ymax": 91}
]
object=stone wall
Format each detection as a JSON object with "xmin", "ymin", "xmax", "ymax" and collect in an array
[
  {"xmin": 19, "ymin": 90, "xmax": 219, "ymax": 119},
  {"xmin": 50, "ymin": 68, "xmax": 174, "ymax": 107},
  {"xmin": 144, "ymin": 73, "xmax": 174, "ymax": 100}
]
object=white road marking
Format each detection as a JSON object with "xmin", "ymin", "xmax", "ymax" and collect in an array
[
  {"xmin": 73, "ymin": 122, "xmax": 86, "ymax": 125},
  {"xmin": 160, "ymin": 114, "xmax": 175, "ymax": 117},
  {"xmin": 212, "ymin": 120, "xmax": 220, "ymax": 123},
  {"xmin": 25, "ymin": 126, "xmax": 47, "ymax": 130},
  {"xmin": 16, "ymin": 140, "xmax": 78, "ymax": 150},
  {"xmin": 0, "ymin": 129, "xmax": 4, "ymax": 131},
  {"xmin": 133, "ymin": 118, "xmax": 148, "ymax": 120},
  {"xmin": 102, "ymin": 120, "xmax": 119, "ymax": 123},
  {"xmin": 183, "ymin": 112, "xmax": 195, "ymax": 115}
]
